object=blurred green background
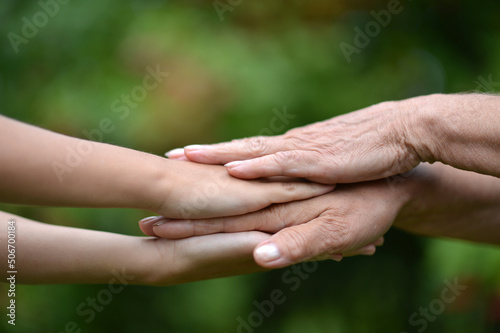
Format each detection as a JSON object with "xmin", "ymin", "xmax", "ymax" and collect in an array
[{"xmin": 1, "ymin": 0, "xmax": 500, "ymax": 332}]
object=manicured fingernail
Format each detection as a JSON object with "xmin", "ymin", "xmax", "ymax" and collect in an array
[
  {"xmin": 255, "ymin": 243, "xmax": 281, "ymax": 262},
  {"xmin": 225, "ymin": 161, "xmax": 244, "ymax": 168},
  {"xmin": 139, "ymin": 216, "xmax": 161, "ymax": 224},
  {"xmin": 153, "ymin": 219, "xmax": 168, "ymax": 227},
  {"xmin": 330, "ymin": 253, "xmax": 343, "ymax": 262},
  {"xmin": 165, "ymin": 148, "xmax": 184, "ymax": 158},
  {"xmin": 184, "ymin": 144, "xmax": 208, "ymax": 151}
]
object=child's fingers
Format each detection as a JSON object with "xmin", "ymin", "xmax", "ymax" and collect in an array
[
  {"xmin": 258, "ymin": 181, "xmax": 335, "ymax": 206},
  {"xmin": 373, "ymin": 236, "xmax": 385, "ymax": 246},
  {"xmin": 343, "ymin": 243, "xmax": 377, "ymax": 257},
  {"xmin": 139, "ymin": 216, "xmax": 167, "ymax": 237},
  {"xmin": 152, "ymin": 214, "xmax": 265, "ymax": 239},
  {"xmin": 150, "ymin": 194, "xmax": 334, "ymax": 239},
  {"xmin": 342, "ymin": 236, "xmax": 384, "ymax": 257},
  {"xmin": 156, "ymin": 218, "xmax": 234, "ymax": 239}
]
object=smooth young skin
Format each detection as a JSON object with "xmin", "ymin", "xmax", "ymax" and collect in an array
[
  {"xmin": 142, "ymin": 163, "xmax": 500, "ymax": 268},
  {"xmin": 0, "ymin": 115, "xmax": 333, "ymax": 219},
  {"xmin": 0, "ymin": 212, "xmax": 270, "ymax": 285}
]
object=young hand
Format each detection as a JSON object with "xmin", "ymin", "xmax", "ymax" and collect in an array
[
  {"xmin": 0, "ymin": 211, "xmax": 270, "ymax": 285},
  {"xmin": 140, "ymin": 179, "xmax": 401, "ymax": 268},
  {"xmin": 0, "ymin": 116, "xmax": 333, "ymax": 220},
  {"xmin": 152, "ymin": 160, "xmax": 334, "ymax": 219}
]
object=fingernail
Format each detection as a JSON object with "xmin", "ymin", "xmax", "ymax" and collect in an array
[
  {"xmin": 165, "ymin": 148, "xmax": 184, "ymax": 158},
  {"xmin": 153, "ymin": 219, "xmax": 168, "ymax": 227},
  {"xmin": 360, "ymin": 247, "xmax": 375, "ymax": 256},
  {"xmin": 225, "ymin": 161, "xmax": 244, "ymax": 168},
  {"xmin": 184, "ymin": 144, "xmax": 208, "ymax": 151},
  {"xmin": 255, "ymin": 243, "xmax": 281, "ymax": 262},
  {"xmin": 139, "ymin": 216, "xmax": 161, "ymax": 224},
  {"xmin": 330, "ymin": 253, "xmax": 343, "ymax": 262}
]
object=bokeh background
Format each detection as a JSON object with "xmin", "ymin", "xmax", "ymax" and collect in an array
[{"xmin": 1, "ymin": 0, "xmax": 500, "ymax": 332}]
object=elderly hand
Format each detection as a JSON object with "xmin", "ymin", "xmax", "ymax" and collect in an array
[
  {"xmin": 166, "ymin": 93, "xmax": 500, "ymax": 183},
  {"xmin": 167, "ymin": 99, "xmax": 420, "ymax": 184}
]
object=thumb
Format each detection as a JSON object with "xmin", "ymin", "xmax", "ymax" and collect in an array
[{"xmin": 253, "ymin": 218, "xmax": 344, "ymax": 268}]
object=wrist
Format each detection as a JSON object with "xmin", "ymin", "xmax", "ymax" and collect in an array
[
  {"xmin": 391, "ymin": 163, "xmax": 437, "ymax": 229},
  {"xmin": 141, "ymin": 157, "xmax": 175, "ymax": 215},
  {"xmin": 118, "ymin": 150, "xmax": 172, "ymax": 214},
  {"xmin": 394, "ymin": 94, "xmax": 447, "ymax": 165},
  {"xmin": 399, "ymin": 93, "xmax": 491, "ymax": 167},
  {"xmin": 115, "ymin": 237, "xmax": 162, "ymax": 286}
]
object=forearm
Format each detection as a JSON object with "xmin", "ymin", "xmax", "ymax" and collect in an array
[
  {"xmin": 404, "ymin": 93, "xmax": 500, "ymax": 177},
  {"xmin": 394, "ymin": 163, "xmax": 500, "ymax": 244},
  {"xmin": 0, "ymin": 211, "xmax": 150, "ymax": 284},
  {"xmin": 0, "ymin": 116, "xmax": 167, "ymax": 211},
  {"xmin": 0, "ymin": 211, "xmax": 268, "ymax": 285}
]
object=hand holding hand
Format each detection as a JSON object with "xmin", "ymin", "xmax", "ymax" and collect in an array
[
  {"xmin": 141, "ymin": 179, "xmax": 408, "ymax": 268},
  {"xmin": 140, "ymin": 231, "xmax": 271, "ymax": 286},
  {"xmin": 153, "ymin": 160, "xmax": 334, "ymax": 219}
]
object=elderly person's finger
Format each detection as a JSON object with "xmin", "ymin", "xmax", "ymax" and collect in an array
[
  {"xmin": 168, "ymin": 94, "xmax": 500, "ymax": 184},
  {"xmin": 166, "ymin": 100, "xmax": 421, "ymax": 184},
  {"xmin": 140, "ymin": 213, "xmax": 385, "ymax": 265},
  {"xmin": 166, "ymin": 135, "xmax": 289, "ymax": 164},
  {"xmin": 224, "ymin": 150, "xmax": 338, "ymax": 183}
]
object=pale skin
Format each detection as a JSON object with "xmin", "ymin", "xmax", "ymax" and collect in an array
[
  {"xmin": 0, "ymin": 115, "xmax": 335, "ymax": 284},
  {"xmin": 0, "ymin": 115, "xmax": 334, "ymax": 219},
  {"xmin": 144, "ymin": 163, "xmax": 500, "ymax": 268},
  {"xmin": 0, "ymin": 212, "xmax": 270, "ymax": 285},
  {"xmin": 169, "ymin": 94, "xmax": 500, "ymax": 181},
  {"xmin": 164, "ymin": 93, "xmax": 500, "ymax": 267}
]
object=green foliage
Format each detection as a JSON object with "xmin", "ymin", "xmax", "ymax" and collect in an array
[{"xmin": 1, "ymin": 0, "xmax": 499, "ymax": 332}]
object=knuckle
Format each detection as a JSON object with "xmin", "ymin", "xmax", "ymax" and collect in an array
[
  {"xmin": 241, "ymin": 136, "xmax": 269, "ymax": 154},
  {"xmin": 281, "ymin": 228, "xmax": 309, "ymax": 263},
  {"xmin": 316, "ymin": 218, "xmax": 350, "ymax": 252},
  {"xmin": 272, "ymin": 150, "xmax": 302, "ymax": 173},
  {"xmin": 274, "ymin": 150, "xmax": 299, "ymax": 162},
  {"xmin": 258, "ymin": 204, "xmax": 288, "ymax": 232},
  {"xmin": 283, "ymin": 134, "xmax": 304, "ymax": 148},
  {"xmin": 280, "ymin": 181, "xmax": 297, "ymax": 193}
]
